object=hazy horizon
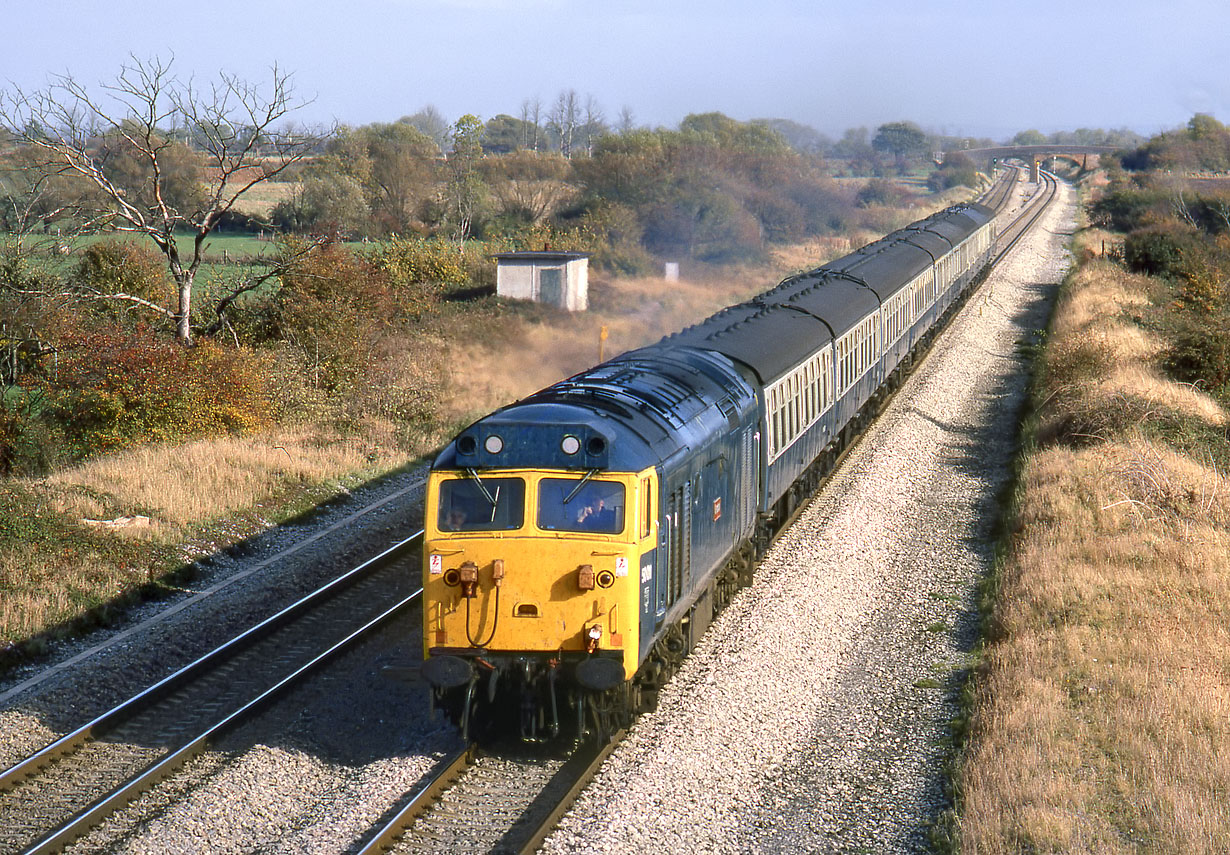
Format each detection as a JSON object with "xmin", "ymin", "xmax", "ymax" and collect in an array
[{"xmin": 5, "ymin": 0, "xmax": 1227, "ymax": 142}]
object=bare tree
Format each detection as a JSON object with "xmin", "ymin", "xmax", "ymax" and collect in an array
[
  {"xmin": 581, "ymin": 95, "xmax": 606, "ymax": 156},
  {"xmin": 519, "ymin": 97, "xmax": 542, "ymax": 152},
  {"xmin": 617, "ymin": 105, "xmax": 637, "ymax": 135},
  {"xmin": 0, "ymin": 55, "xmax": 327, "ymax": 342},
  {"xmin": 549, "ymin": 90, "xmax": 580, "ymax": 159},
  {"xmin": 399, "ymin": 105, "xmax": 450, "ymax": 150}
]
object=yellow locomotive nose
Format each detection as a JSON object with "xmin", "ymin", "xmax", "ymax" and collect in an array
[{"xmin": 423, "ymin": 468, "xmax": 650, "ymax": 694}]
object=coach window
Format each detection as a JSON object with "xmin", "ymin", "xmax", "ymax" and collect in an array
[
  {"xmin": 793, "ymin": 375, "xmax": 801, "ymax": 436},
  {"xmin": 805, "ymin": 362, "xmax": 815, "ymax": 422},
  {"xmin": 772, "ymin": 393, "xmax": 783, "ymax": 456},
  {"xmin": 786, "ymin": 378, "xmax": 795, "ymax": 440}
]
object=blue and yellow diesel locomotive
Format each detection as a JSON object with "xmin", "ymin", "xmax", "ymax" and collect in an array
[{"xmin": 421, "ymin": 202, "xmax": 996, "ymax": 741}]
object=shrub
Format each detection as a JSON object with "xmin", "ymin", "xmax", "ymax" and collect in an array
[
  {"xmin": 1161, "ymin": 304, "xmax": 1230, "ymax": 397},
  {"xmin": 856, "ymin": 178, "xmax": 904, "ymax": 208},
  {"xmin": 373, "ymin": 236, "xmax": 469, "ymax": 288},
  {"xmin": 1123, "ymin": 224, "xmax": 1205, "ymax": 278},
  {"xmin": 75, "ymin": 241, "xmax": 172, "ymax": 310},
  {"xmin": 1088, "ymin": 187, "xmax": 1171, "ymax": 232},
  {"xmin": 0, "ymin": 389, "xmax": 61, "ymax": 475},
  {"xmin": 30, "ymin": 328, "xmax": 276, "ymax": 458},
  {"xmin": 928, "ymin": 153, "xmax": 980, "ymax": 192},
  {"xmin": 278, "ymin": 241, "xmax": 397, "ymax": 392}
]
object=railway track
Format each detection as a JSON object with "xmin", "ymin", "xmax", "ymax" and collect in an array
[
  {"xmin": 0, "ymin": 533, "xmax": 423, "ymax": 855},
  {"xmin": 355, "ymin": 732, "xmax": 624, "ymax": 854},
  {"xmin": 980, "ymin": 163, "xmax": 1021, "ymax": 213},
  {"xmin": 992, "ymin": 167, "xmax": 1059, "ymax": 263}
]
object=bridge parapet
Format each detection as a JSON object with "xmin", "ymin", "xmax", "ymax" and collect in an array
[{"xmin": 946, "ymin": 145, "xmax": 1117, "ymax": 177}]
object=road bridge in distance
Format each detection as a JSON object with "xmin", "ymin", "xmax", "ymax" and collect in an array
[{"xmin": 946, "ymin": 144, "xmax": 1119, "ymax": 179}]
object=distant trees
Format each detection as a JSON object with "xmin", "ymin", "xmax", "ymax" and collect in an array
[
  {"xmin": 446, "ymin": 114, "xmax": 486, "ymax": 240},
  {"xmin": 571, "ymin": 113, "xmax": 845, "ymax": 263},
  {"xmin": 1012, "ymin": 129, "xmax": 1048, "ymax": 146},
  {"xmin": 0, "ymin": 56, "xmax": 323, "ymax": 342},
  {"xmin": 481, "ymin": 115, "xmax": 529, "ymax": 154},
  {"xmin": 481, "ymin": 150, "xmax": 572, "ymax": 227},
  {"xmin": 872, "ymin": 121, "xmax": 929, "ymax": 171},
  {"xmin": 1118, "ymin": 114, "xmax": 1230, "ymax": 173},
  {"xmin": 399, "ymin": 105, "xmax": 450, "ymax": 150},
  {"xmin": 755, "ymin": 118, "xmax": 831, "ymax": 155}
]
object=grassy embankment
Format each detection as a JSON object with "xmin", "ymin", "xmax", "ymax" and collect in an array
[{"xmin": 955, "ymin": 214, "xmax": 1230, "ymax": 850}]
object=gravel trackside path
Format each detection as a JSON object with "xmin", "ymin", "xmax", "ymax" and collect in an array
[{"xmin": 543, "ymin": 180, "xmax": 1075, "ymax": 854}]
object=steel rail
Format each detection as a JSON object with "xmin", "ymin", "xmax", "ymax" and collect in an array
[
  {"xmin": 23, "ymin": 589, "xmax": 423, "ymax": 855},
  {"xmin": 2, "ymin": 531, "xmax": 424, "ymax": 853},
  {"xmin": 991, "ymin": 169, "xmax": 1058, "ymax": 267},
  {"xmin": 0, "ymin": 531, "xmax": 423, "ymax": 793},
  {"xmin": 0, "ymin": 475, "xmax": 428, "ymax": 708},
  {"xmin": 354, "ymin": 742, "xmax": 480, "ymax": 854},
  {"xmin": 513, "ymin": 730, "xmax": 627, "ymax": 855},
  {"xmin": 354, "ymin": 729, "xmax": 627, "ymax": 855},
  {"xmin": 979, "ymin": 165, "xmax": 1020, "ymax": 213}
]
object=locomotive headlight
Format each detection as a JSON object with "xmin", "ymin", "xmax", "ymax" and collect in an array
[
  {"xmin": 561, "ymin": 435, "xmax": 580, "ymax": 455},
  {"xmin": 588, "ymin": 625, "xmax": 603, "ymax": 640},
  {"xmin": 484, "ymin": 435, "xmax": 504, "ymax": 454}
]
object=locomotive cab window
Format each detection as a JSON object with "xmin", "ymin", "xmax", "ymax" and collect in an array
[
  {"xmin": 538, "ymin": 478, "xmax": 626, "ymax": 534},
  {"xmin": 438, "ymin": 477, "xmax": 525, "ymax": 531},
  {"xmin": 640, "ymin": 477, "xmax": 653, "ymax": 539}
]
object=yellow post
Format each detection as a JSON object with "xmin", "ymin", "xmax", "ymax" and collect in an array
[{"xmin": 599, "ymin": 325, "xmax": 609, "ymax": 363}]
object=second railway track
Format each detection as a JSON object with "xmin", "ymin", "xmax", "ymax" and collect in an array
[{"xmin": 0, "ymin": 535, "xmax": 422, "ymax": 854}]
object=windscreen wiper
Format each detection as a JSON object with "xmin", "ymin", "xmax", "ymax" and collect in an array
[{"xmin": 563, "ymin": 469, "xmax": 601, "ymax": 505}]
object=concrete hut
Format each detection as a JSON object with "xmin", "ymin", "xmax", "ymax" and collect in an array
[{"xmin": 492, "ymin": 251, "xmax": 590, "ymax": 312}]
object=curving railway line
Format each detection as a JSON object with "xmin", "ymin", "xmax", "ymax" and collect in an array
[{"xmin": 345, "ymin": 166, "xmax": 1061, "ymax": 855}]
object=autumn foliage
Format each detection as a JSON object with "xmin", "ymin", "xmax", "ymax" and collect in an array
[{"xmin": 27, "ymin": 326, "xmax": 275, "ymax": 457}]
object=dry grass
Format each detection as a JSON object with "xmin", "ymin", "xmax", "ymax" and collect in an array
[
  {"xmin": 1037, "ymin": 260, "xmax": 1226, "ymax": 446},
  {"xmin": 960, "ymin": 441, "xmax": 1230, "ymax": 853},
  {"xmin": 0, "ymin": 423, "xmax": 407, "ymax": 647},
  {"xmin": 42, "ymin": 424, "xmax": 406, "ymax": 536},
  {"xmin": 957, "ymin": 233, "xmax": 1230, "ymax": 852},
  {"xmin": 227, "ymin": 181, "xmax": 297, "ymax": 217}
]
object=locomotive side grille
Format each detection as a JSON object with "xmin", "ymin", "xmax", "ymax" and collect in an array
[{"xmin": 742, "ymin": 427, "xmax": 755, "ymax": 531}]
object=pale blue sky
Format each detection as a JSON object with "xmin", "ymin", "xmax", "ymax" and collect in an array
[{"xmin": 5, "ymin": 0, "xmax": 1227, "ymax": 141}]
